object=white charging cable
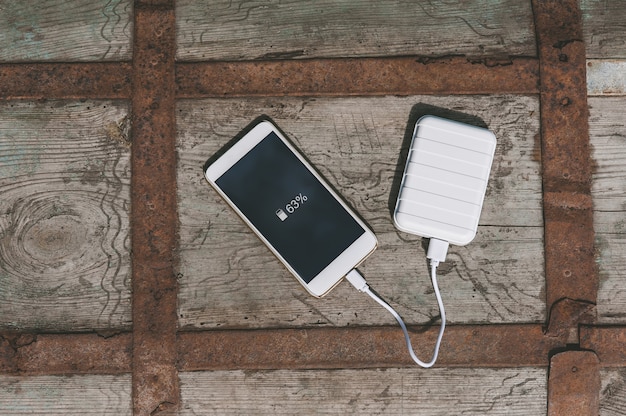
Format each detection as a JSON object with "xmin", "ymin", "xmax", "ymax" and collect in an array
[{"xmin": 346, "ymin": 238, "xmax": 449, "ymax": 368}]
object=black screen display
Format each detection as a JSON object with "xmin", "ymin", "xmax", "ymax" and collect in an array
[{"xmin": 216, "ymin": 132, "xmax": 365, "ymax": 283}]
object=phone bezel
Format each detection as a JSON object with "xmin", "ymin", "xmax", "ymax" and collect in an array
[{"xmin": 204, "ymin": 120, "xmax": 377, "ymax": 297}]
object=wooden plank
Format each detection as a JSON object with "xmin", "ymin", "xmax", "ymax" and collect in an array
[
  {"xmin": 177, "ymin": 96, "xmax": 544, "ymax": 330},
  {"xmin": 0, "ymin": 101, "xmax": 131, "ymax": 332},
  {"xmin": 589, "ymin": 97, "xmax": 626, "ymax": 324},
  {"xmin": 0, "ymin": 375, "xmax": 131, "ymax": 415},
  {"xmin": 177, "ymin": 368, "xmax": 547, "ymax": 415},
  {"xmin": 582, "ymin": 0, "xmax": 626, "ymax": 59},
  {"xmin": 596, "ymin": 213, "xmax": 626, "ymax": 324},
  {"xmin": 587, "ymin": 60, "xmax": 626, "ymax": 96},
  {"xmin": 600, "ymin": 368, "xmax": 626, "ymax": 416},
  {"xmin": 176, "ymin": 0, "xmax": 536, "ymax": 61},
  {"xmin": 0, "ymin": 0, "xmax": 132, "ymax": 62}
]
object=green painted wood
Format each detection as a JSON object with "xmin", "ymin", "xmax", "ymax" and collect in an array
[
  {"xmin": 0, "ymin": 375, "xmax": 131, "ymax": 415},
  {"xmin": 178, "ymin": 368, "xmax": 547, "ymax": 415},
  {"xmin": 0, "ymin": 101, "xmax": 131, "ymax": 331},
  {"xmin": 176, "ymin": 95, "xmax": 544, "ymax": 330},
  {"xmin": 176, "ymin": 0, "xmax": 536, "ymax": 61},
  {"xmin": 0, "ymin": 0, "xmax": 132, "ymax": 62}
]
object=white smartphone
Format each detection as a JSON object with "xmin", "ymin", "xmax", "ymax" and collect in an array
[{"xmin": 204, "ymin": 120, "xmax": 378, "ymax": 297}]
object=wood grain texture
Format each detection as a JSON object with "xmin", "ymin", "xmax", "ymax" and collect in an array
[
  {"xmin": 0, "ymin": 101, "xmax": 131, "ymax": 332},
  {"xmin": 177, "ymin": 368, "xmax": 547, "ymax": 415},
  {"xmin": 590, "ymin": 97, "xmax": 626, "ymax": 324},
  {"xmin": 587, "ymin": 60, "xmax": 626, "ymax": 96},
  {"xmin": 601, "ymin": 368, "xmax": 626, "ymax": 416},
  {"xmin": 177, "ymin": 96, "xmax": 544, "ymax": 330},
  {"xmin": 583, "ymin": 0, "xmax": 626, "ymax": 95},
  {"xmin": 176, "ymin": 0, "xmax": 536, "ymax": 61},
  {"xmin": 0, "ymin": 0, "xmax": 132, "ymax": 62},
  {"xmin": 0, "ymin": 375, "xmax": 131, "ymax": 415},
  {"xmin": 582, "ymin": 0, "xmax": 626, "ymax": 59}
]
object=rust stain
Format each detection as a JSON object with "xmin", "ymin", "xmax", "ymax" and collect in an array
[
  {"xmin": 176, "ymin": 57, "xmax": 539, "ymax": 97},
  {"xmin": 532, "ymin": 0, "xmax": 598, "ymax": 337},
  {"xmin": 548, "ymin": 351, "xmax": 600, "ymax": 416}
]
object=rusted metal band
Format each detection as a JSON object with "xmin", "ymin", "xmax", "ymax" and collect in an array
[
  {"xmin": 0, "ymin": 58, "xmax": 538, "ymax": 100},
  {"xmin": 1, "ymin": 324, "xmax": 567, "ymax": 375},
  {"xmin": 178, "ymin": 325, "xmax": 564, "ymax": 371},
  {"xmin": 176, "ymin": 57, "xmax": 539, "ymax": 97},
  {"xmin": 0, "ymin": 63, "xmax": 132, "ymax": 99},
  {"xmin": 548, "ymin": 351, "xmax": 600, "ymax": 416},
  {"xmin": 13, "ymin": 324, "xmax": 626, "ymax": 375},
  {"xmin": 532, "ymin": 0, "xmax": 598, "ymax": 337},
  {"xmin": 580, "ymin": 326, "xmax": 626, "ymax": 367},
  {"xmin": 131, "ymin": 3, "xmax": 179, "ymax": 414},
  {"xmin": 0, "ymin": 333, "xmax": 131, "ymax": 375}
]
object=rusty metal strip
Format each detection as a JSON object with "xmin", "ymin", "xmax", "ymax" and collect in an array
[
  {"xmin": 548, "ymin": 351, "xmax": 600, "ymax": 416},
  {"xmin": 176, "ymin": 57, "xmax": 539, "ymax": 97},
  {"xmin": 0, "ymin": 63, "xmax": 132, "ymax": 99},
  {"xmin": 131, "ymin": 1, "xmax": 179, "ymax": 414},
  {"xmin": 0, "ymin": 332, "xmax": 131, "ymax": 375},
  {"xmin": 532, "ymin": 0, "xmax": 598, "ymax": 336},
  {"xmin": 580, "ymin": 326, "xmax": 626, "ymax": 367},
  {"xmin": 178, "ymin": 325, "xmax": 564, "ymax": 371},
  {"xmin": 0, "ymin": 58, "xmax": 539, "ymax": 100}
]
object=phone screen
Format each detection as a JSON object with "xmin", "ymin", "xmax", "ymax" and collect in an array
[{"xmin": 215, "ymin": 131, "xmax": 365, "ymax": 283}]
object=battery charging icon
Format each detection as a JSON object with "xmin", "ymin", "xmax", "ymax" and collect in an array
[{"xmin": 275, "ymin": 209, "xmax": 288, "ymax": 221}]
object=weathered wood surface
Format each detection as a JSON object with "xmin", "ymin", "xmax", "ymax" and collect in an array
[
  {"xmin": 0, "ymin": 375, "xmax": 131, "ymax": 415},
  {"xmin": 582, "ymin": 0, "xmax": 626, "ymax": 59},
  {"xmin": 176, "ymin": 0, "xmax": 536, "ymax": 61},
  {"xmin": 177, "ymin": 368, "xmax": 547, "ymax": 415},
  {"xmin": 177, "ymin": 95, "xmax": 544, "ymax": 330},
  {"xmin": 587, "ymin": 60, "xmax": 626, "ymax": 96},
  {"xmin": 0, "ymin": 101, "xmax": 131, "ymax": 332},
  {"xmin": 583, "ymin": 1, "xmax": 626, "ymax": 95},
  {"xmin": 0, "ymin": 0, "xmax": 132, "ymax": 62},
  {"xmin": 590, "ymin": 97, "xmax": 626, "ymax": 324},
  {"xmin": 601, "ymin": 368, "xmax": 626, "ymax": 416}
]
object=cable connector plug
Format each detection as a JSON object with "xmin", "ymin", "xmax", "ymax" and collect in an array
[
  {"xmin": 346, "ymin": 269, "xmax": 369, "ymax": 292},
  {"xmin": 427, "ymin": 238, "xmax": 449, "ymax": 268},
  {"xmin": 346, "ymin": 266, "xmax": 446, "ymax": 368}
]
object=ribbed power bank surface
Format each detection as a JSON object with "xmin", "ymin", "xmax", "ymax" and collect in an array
[{"xmin": 393, "ymin": 115, "xmax": 496, "ymax": 246}]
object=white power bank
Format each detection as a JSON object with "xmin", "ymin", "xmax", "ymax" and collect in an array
[{"xmin": 393, "ymin": 115, "xmax": 496, "ymax": 246}]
